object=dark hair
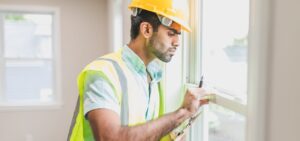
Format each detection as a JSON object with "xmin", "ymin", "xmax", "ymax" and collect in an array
[{"xmin": 130, "ymin": 9, "xmax": 161, "ymax": 40}]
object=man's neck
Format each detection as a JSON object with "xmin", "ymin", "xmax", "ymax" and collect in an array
[{"xmin": 127, "ymin": 38, "xmax": 154, "ymax": 66}]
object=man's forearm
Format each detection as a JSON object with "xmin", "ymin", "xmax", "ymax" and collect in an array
[{"xmin": 117, "ymin": 108, "xmax": 190, "ymax": 141}]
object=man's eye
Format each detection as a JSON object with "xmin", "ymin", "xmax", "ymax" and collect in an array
[{"xmin": 168, "ymin": 32, "xmax": 175, "ymax": 36}]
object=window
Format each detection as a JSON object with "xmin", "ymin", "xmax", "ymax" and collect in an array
[
  {"xmin": 0, "ymin": 6, "xmax": 61, "ymax": 108},
  {"xmin": 201, "ymin": 0, "xmax": 248, "ymax": 102},
  {"xmin": 186, "ymin": 0, "xmax": 249, "ymax": 140}
]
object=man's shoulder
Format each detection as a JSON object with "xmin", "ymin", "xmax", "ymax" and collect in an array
[{"xmin": 85, "ymin": 51, "xmax": 122, "ymax": 71}]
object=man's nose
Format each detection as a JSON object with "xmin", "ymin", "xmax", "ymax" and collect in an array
[{"xmin": 172, "ymin": 35, "xmax": 180, "ymax": 48}]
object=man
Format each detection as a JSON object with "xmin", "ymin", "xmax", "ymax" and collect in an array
[{"xmin": 69, "ymin": 0, "xmax": 209, "ymax": 140}]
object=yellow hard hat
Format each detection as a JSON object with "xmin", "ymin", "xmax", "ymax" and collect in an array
[{"xmin": 128, "ymin": 0, "xmax": 191, "ymax": 32}]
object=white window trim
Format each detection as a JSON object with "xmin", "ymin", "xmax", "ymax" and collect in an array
[
  {"xmin": 247, "ymin": 0, "xmax": 271, "ymax": 140},
  {"xmin": 0, "ymin": 5, "xmax": 62, "ymax": 110},
  {"xmin": 107, "ymin": 0, "xmax": 123, "ymax": 52},
  {"xmin": 186, "ymin": 0, "xmax": 248, "ymax": 113},
  {"xmin": 185, "ymin": 0, "xmax": 272, "ymax": 140},
  {"xmin": 0, "ymin": 13, "xmax": 4, "ymax": 104},
  {"xmin": 185, "ymin": 0, "xmax": 252, "ymax": 140},
  {"xmin": 187, "ymin": 0, "xmax": 203, "ymax": 85}
]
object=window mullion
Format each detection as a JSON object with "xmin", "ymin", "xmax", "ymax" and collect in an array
[
  {"xmin": 187, "ymin": 0, "xmax": 209, "ymax": 141},
  {"xmin": 202, "ymin": 105, "xmax": 209, "ymax": 141},
  {"xmin": 52, "ymin": 10, "xmax": 62, "ymax": 104},
  {"xmin": 187, "ymin": 0, "xmax": 203, "ymax": 85},
  {"xmin": 5, "ymin": 58, "xmax": 52, "ymax": 61},
  {"xmin": 0, "ymin": 13, "xmax": 5, "ymax": 102}
]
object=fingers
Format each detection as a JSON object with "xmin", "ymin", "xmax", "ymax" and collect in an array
[
  {"xmin": 182, "ymin": 88, "xmax": 213, "ymax": 116},
  {"xmin": 199, "ymin": 99, "xmax": 209, "ymax": 106},
  {"xmin": 187, "ymin": 87, "xmax": 207, "ymax": 100}
]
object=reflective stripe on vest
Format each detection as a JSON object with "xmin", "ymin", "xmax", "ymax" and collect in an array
[{"xmin": 97, "ymin": 58, "xmax": 129, "ymax": 125}]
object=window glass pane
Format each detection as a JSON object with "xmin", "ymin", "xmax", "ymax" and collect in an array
[
  {"xmin": 4, "ymin": 60, "xmax": 53, "ymax": 102},
  {"xmin": 208, "ymin": 104, "xmax": 245, "ymax": 141},
  {"xmin": 4, "ymin": 13, "xmax": 53, "ymax": 59},
  {"xmin": 201, "ymin": 0, "xmax": 249, "ymax": 102}
]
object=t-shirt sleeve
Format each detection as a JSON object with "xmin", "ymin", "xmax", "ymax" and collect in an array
[{"xmin": 83, "ymin": 71, "xmax": 120, "ymax": 117}]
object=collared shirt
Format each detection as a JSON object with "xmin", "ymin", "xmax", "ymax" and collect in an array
[{"xmin": 83, "ymin": 45, "xmax": 163, "ymax": 121}]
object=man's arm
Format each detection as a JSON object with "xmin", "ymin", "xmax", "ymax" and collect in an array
[
  {"xmin": 88, "ymin": 107, "xmax": 189, "ymax": 141},
  {"xmin": 87, "ymin": 88, "xmax": 208, "ymax": 141}
]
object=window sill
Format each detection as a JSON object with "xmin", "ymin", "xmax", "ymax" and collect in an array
[
  {"xmin": 0, "ymin": 101, "xmax": 63, "ymax": 111},
  {"xmin": 184, "ymin": 83, "xmax": 247, "ymax": 115}
]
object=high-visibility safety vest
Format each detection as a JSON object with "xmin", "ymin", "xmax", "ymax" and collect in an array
[{"xmin": 68, "ymin": 49, "xmax": 172, "ymax": 141}]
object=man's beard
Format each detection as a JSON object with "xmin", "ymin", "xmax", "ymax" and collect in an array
[{"xmin": 149, "ymin": 35, "xmax": 173, "ymax": 63}]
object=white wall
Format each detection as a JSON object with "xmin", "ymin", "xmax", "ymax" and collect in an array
[
  {"xmin": 267, "ymin": 0, "xmax": 300, "ymax": 140},
  {"xmin": 0, "ymin": 0, "xmax": 108, "ymax": 141}
]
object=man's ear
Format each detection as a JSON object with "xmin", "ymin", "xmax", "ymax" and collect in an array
[{"xmin": 140, "ymin": 22, "xmax": 153, "ymax": 39}]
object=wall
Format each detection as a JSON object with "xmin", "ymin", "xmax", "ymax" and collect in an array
[
  {"xmin": 267, "ymin": 0, "xmax": 300, "ymax": 140},
  {"xmin": 0, "ymin": 0, "xmax": 108, "ymax": 141}
]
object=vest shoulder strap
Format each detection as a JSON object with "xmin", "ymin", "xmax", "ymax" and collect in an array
[
  {"xmin": 96, "ymin": 58, "xmax": 129, "ymax": 125},
  {"xmin": 81, "ymin": 57, "xmax": 129, "ymax": 125}
]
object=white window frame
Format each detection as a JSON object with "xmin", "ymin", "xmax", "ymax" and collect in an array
[
  {"xmin": 246, "ymin": 0, "xmax": 271, "ymax": 140},
  {"xmin": 186, "ymin": 0, "xmax": 248, "ymax": 114},
  {"xmin": 184, "ymin": 0, "xmax": 271, "ymax": 141},
  {"xmin": 186, "ymin": 0, "xmax": 248, "ymax": 139},
  {"xmin": 107, "ymin": 0, "xmax": 123, "ymax": 52},
  {"xmin": 0, "ymin": 5, "xmax": 62, "ymax": 110}
]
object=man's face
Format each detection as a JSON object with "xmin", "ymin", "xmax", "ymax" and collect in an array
[{"xmin": 148, "ymin": 23, "xmax": 181, "ymax": 62}]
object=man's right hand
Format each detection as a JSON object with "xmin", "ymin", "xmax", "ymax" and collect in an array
[{"xmin": 181, "ymin": 88, "xmax": 209, "ymax": 117}]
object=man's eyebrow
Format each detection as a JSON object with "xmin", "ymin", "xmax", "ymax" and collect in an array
[{"xmin": 167, "ymin": 27, "xmax": 181, "ymax": 35}]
